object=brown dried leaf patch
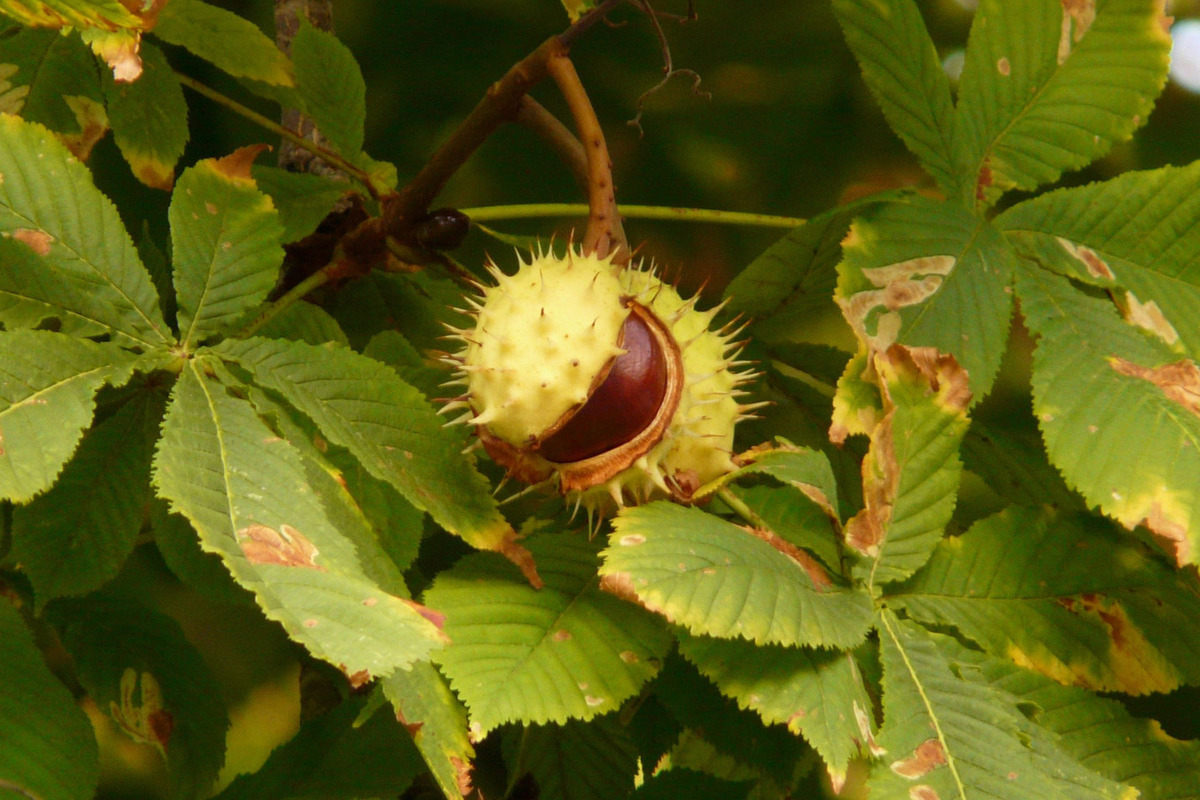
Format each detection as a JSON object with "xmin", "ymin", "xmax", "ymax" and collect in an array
[
  {"xmin": 237, "ymin": 522, "xmax": 324, "ymax": 569},
  {"xmin": 744, "ymin": 525, "xmax": 832, "ymax": 590},
  {"xmin": 890, "ymin": 738, "xmax": 947, "ymax": 779},
  {"xmin": 1110, "ymin": 357, "xmax": 1200, "ymax": 418}
]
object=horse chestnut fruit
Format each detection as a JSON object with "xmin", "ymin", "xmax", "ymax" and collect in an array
[{"xmin": 441, "ymin": 246, "xmax": 756, "ymax": 514}]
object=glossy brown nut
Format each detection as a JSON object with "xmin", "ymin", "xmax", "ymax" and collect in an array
[{"xmin": 536, "ymin": 308, "xmax": 667, "ymax": 463}]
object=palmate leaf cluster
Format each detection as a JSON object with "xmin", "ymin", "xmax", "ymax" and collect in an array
[{"xmin": 0, "ymin": 1, "xmax": 1199, "ymax": 799}]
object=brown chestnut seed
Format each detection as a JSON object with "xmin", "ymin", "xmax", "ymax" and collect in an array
[
  {"xmin": 474, "ymin": 301, "xmax": 684, "ymax": 495},
  {"xmin": 537, "ymin": 308, "xmax": 667, "ymax": 463}
]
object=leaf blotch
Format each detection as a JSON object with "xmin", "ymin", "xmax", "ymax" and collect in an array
[
  {"xmin": 840, "ymin": 254, "xmax": 955, "ymax": 351},
  {"xmin": 1110, "ymin": 357, "xmax": 1200, "ymax": 417},
  {"xmin": 237, "ymin": 522, "xmax": 324, "ymax": 569},
  {"xmin": 10, "ymin": 228, "xmax": 53, "ymax": 255},
  {"xmin": 1123, "ymin": 292, "xmax": 1179, "ymax": 346},
  {"xmin": 1057, "ymin": 237, "xmax": 1115, "ymax": 281},
  {"xmin": 997, "ymin": 57, "xmax": 1011, "ymax": 75},
  {"xmin": 212, "ymin": 144, "xmax": 271, "ymax": 182},
  {"xmin": 890, "ymin": 738, "xmax": 947, "ymax": 779},
  {"xmin": 1059, "ymin": 0, "xmax": 1097, "ymax": 63},
  {"xmin": 910, "ymin": 785, "xmax": 940, "ymax": 800}
]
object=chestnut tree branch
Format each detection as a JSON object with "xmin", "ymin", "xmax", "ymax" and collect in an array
[{"xmin": 546, "ymin": 52, "xmax": 628, "ymax": 261}]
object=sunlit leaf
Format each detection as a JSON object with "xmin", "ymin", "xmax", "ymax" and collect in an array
[
  {"xmin": 504, "ymin": 716, "xmax": 638, "ymax": 800},
  {"xmin": 870, "ymin": 611, "xmax": 1135, "ymax": 800},
  {"xmin": 171, "ymin": 152, "xmax": 284, "ymax": 349},
  {"xmin": 425, "ymin": 532, "xmax": 671, "ymax": 735},
  {"xmin": 154, "ymin": 0, "xmax": 294, "ymax": 86},
  {"xmin": 0, "ymin": 599, "xmax": 98, "ymax": 800},
  {"xmin": 382, "ymin": 662, "xmax": 476, "ymax": 800},
  {"xmin": 999, "ymin": 162, "xmax": 1200, "ymax": 359},
  {"xmin": 10, "ymin": 384, "xmax": 166, "ymax": 607},
  {"xmin": 955, "ymin": 0, "xmax": 1170, "ymax": 207},
  {"xmin": 841, "ymin": 346, "xmax": 970, "ymax": 587},
  {"xmin": 0, "ymin": 114, "xmax": 171, "ymax": 346},
  {"xmin": 152, "ymin": 360, "xmax": 447, "ymax": 678},
  {"xmin": 678, "ymin": 632, "xmax": 874, "ymax": 784},
  {"xmin": 0, "ymin": 0, "xmax": 138, "ymax": 30},
  {"xmin": 253, "ymin": 301, "xmax": 348, "ymax": 346},
  {"xmin": 0, "ymin": 331, "xmax": 136, "ymax": 503},
  {"xmin": 51, "ymin": 599, "xmax": 228, "ymax": 800},
  {"xmin": 214, "ymin": 337, "xmax": 525, "ymax": 561},
  {"xmin": 1013, "ymin": 258, "xmax": 1200, "ymax": 567},
  {"xmin": 942, "ymin": 639, "xmax": 1200, "ymax": 800},
  {"xmin": 600, "ymin": 502, "xmax": 873, "ymax": 648},
  {"xmin": 836, "ymin": 196, "xmax": 1014, "ymax": 401},
  {"xmin": 832, "ymin": 0, "xmax": 958, "ymax": 195},
  {"xmin": 103, "ymin": 41, "xmax": 188, "ymax": 189},
  {"xmin": 292, "ymin": 21, "xmax": 365, "ymax": 159},
  {"xmin": 891, "ymin": 507, "xmax": 1200, "ymax": 695}
]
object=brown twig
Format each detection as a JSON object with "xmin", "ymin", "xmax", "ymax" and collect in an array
[
  {"xmin": 514, "ymin": 96, "xmax": 588, "ymax": 191},
  {"xmin": 546, "ymin": 54, "xmax": 628, "ymax": 261},
  {"xmin": 512, "ymin": 96, "xmax": 629, "ymax": 252}
]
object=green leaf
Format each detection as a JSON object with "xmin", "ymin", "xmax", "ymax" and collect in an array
[
  {"xmin": 832, "ymin": 0, "xmax": 958, "ymax": 196},
  {"xmin": 0, "ymin": 0, "xmax": 138, "ymax": 30},
  {"xmin": 213, "ymin": 698, "xmax": 423, "ymax": 800},
  {"xmin": 254, "ymin": 301, "xmax": 348, "ymax": 346},
  {"xmin": 891, "ymin": 507, "xmax": 1200, "ymax": 695},
  {"xmin": 841, "ymin": 346, "xmax": 970, "ymax": 587},
  {"xmin": 0, "ymin": 331, "xmax": 136, "ymax": 503},
  {"xmin": 332, "ymin": 271, "xmax": 469, "ymax": 351},
  {"xmin": 0, "ymin": 114, "xmax": 171, "ymax": 346},
  {"xmin": 292, "ymin": 21, "xmax": 365, "ymax": 158},
  {"xmin": 0, "ymin": 599, "xmax": 99, "ymax": 800},
  {"xmin": 954, "ymin": 0, "xmax": 1170, "ymax": 207},
  {"xmin": 0, "ymin": 237, "xmax": 110, "ymax": 337},
  {"xmin": 836, "ymin": 197, "xmax": 1014, "ymax": 401},
  {"xmin": 214, "ymin": 337, "xmax": 523, "ymax": 558},
  {"xmin": 699, "ymin": 442, "xmax": 839, "ymax": 517},
  {"xmin": 251, "ymin": 165, "xmax": 348, "ymax": 244},
  {"xmin": 678, "ymin": 632, "xmax": 874, "ymax": 784},
  {"xmin": 425, "ymin": 531, "xmax": 671, "ymax": 735},
  {"xmin": 171, "ymin": 155, "xmax": 285, "ymax": 350},
  {"xmin": 734, "ymin": 485, "xmax": 842, "ymax": 575},
  {"xmin": 871, "ymin": 611, "xmax": 1135, "ymax": 800},
  {"xmin": 51, "ymin": 599, "xmax": 228, "ymax": 800},
  {"xmin": 102, "ymin": 41, "xmax": 188, "ymax": 190},
  {"xmin": 153, "ymin": 0, "xmax": 294, "ymax": 86},
  {"xmin": 505, "ymin": 716, "xmax": 638, "ymax": 800},
  {"xmin": 152, "ymin": 360, "xmax": 447, "ymax": 677},
  {"xmin": 381, "ymin": 662, "xmax": 476, "ymax": 800},
  {"xmin": 943, "ymin": 641, "xmax": 1200, "ymax": 800},
  {"xmin": 560, "ymin": 0, "xmax": 596, "ymax": 22},
  {"xmin": 999, "ymin": 162, "xmax": 1200, "ymax": 358},
  {"xmin": 1012, "ymin": 259, "xmax": 1200, "ymax": 567},
  {"xmin": 0, "ymin": 27, "xmax": 107, "ymax": 158},
  {"xmin": 9, "ymin": 383, "xmax": 166, "ymax": 608},
  {"xmin": 654, "ymin": 652, "xmax": 804, "ymax": 787},
  {"xmin": 600, "ymin": 502, "xmax": 873, "ymax": 648}
]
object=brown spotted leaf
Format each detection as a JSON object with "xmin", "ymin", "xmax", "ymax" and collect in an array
[
  {"xmin": 1000, "ymin": 162, "xmax": 1200, "ymax": 359},
  {"xmin": 870, "ymin": 611, "xmax": 1136, "ymax": 800},
  {"xmin": 954, "ymin": 0, "xmax": 1170, "ymax": 208},
  {"xmin": 1014, "ymin": 258, "xmax": 1200, "ymax": 567},
  {"xmin": 835, "ymin": 197, "xmax": 1014, "ymax": 402},
  {"xmin": 843, "ymin": 345, "xmax": 970, "ymax": 588},
  {"xmin": 889, "ymin": 507, "xmax": 1200, "ymax": 696},
  {"xmin": 152, "ymin": 359, "xmax": 447, "ymax": 677}
]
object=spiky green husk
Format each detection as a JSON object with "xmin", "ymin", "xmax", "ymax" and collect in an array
[{"xmin": 449, "ymin": 246, "xmax": 754, "ymax": 514}]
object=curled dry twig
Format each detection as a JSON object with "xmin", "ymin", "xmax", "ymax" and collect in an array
[{"xmin": 626, "ymin": 0, "xmax": 710, "ymax": 137}]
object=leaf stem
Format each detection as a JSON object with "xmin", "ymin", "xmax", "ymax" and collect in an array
[
  {"xmin": 716, "ymin": 486, "xmax": 768, "ymax": 529},
  {"xmin": 173, "ymin": 71, "xmax": 379, "ymax": 197},
  {"xmin": 458, "ymin": 203, "xmax": 806, "ymax": 228},
  {"xmin": 546, "ymin": 52, "xmax": 628, "ymax": 260},
  {"xmin": 235, "ymin": 267, "xmax": 333, "ymax": 339}
]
